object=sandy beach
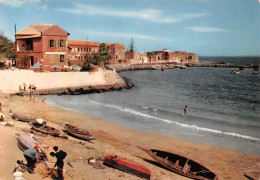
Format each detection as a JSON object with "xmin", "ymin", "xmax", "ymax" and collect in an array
[{"xmin": 0, "ymin": 91, "xmax": 260, "ymax": 180}]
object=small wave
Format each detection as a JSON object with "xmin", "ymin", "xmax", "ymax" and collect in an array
[{"xmin": 88, "ymin": 100, "xmax": 260, "ymax": 142}]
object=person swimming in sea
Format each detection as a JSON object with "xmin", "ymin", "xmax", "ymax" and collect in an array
[{"xmin": 184, "ymin": 106, "xmax": 187, "ymax": 115}]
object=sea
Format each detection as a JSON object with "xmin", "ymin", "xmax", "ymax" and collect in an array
[{"xmin": 45, "ymin": 56, "xmax": 260, "ymax": 155}]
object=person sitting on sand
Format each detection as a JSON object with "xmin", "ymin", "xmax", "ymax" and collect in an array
[
  {"xmin": 50, "ymin": 146, "xmax": 67, "ymax": 180},
  {"xmin": 23, "ymin": 146, "xmax": 38, "ymax": 174}
]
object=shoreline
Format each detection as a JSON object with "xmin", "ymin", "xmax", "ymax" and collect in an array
[{"xmin": 0, "ymin": 93, "xmax": 260, "ymax": 180}]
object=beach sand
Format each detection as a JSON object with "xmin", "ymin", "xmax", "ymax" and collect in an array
[{"xmin": 0, "ymin": 93, "xmax": 259, "ymax": 180}]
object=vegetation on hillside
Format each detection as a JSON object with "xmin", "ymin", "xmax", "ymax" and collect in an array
[{"xmin": 0, "ymin": 33, "xmax": 15, "ymax": 59}]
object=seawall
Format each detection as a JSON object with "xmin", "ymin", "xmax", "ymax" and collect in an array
[{"xmin": 0, "ymin": 68, "xmax": 132, "ymax": 94}]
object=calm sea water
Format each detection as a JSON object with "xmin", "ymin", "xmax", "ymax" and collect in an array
[{"xmin": 46, "ymin": 57, "xmax": 260, "ymax": 155}]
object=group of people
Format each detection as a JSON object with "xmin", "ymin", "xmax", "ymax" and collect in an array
[{"xmin": 22, "ymin": 145, "xmax": 66, "ymax": 179}]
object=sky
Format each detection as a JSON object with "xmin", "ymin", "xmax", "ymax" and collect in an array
[{"xmin": 0, "ymin": 0, "xmax": 260, "ymax": 56}]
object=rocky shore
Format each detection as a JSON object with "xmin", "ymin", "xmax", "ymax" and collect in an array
[{"xmin": 109, "ymin": 62, "xmax": 259, "ymax": 72}]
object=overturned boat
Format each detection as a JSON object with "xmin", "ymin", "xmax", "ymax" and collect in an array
[
  {"xmin": 29, "ymin": 121, "xmax": 60, "ymax": 137},
  {"xmin": 62, "ymin": 124, "xmax": 95, "ymax": 142},
  {"xmin": 138, "ymin": 146, "xmax": 217, "ymax": 180},
  {"xmin": 11, "ymin": 113, "xmax": 37, "ymax": 122},
  {"xmin": 104, "ymin": 154, "xmax": 151, "ymax": 179},
  {"xmin": 16, "ymin": 134, "xmax": 49, "ymax": 163}
]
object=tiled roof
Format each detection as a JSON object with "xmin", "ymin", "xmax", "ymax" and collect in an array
[
  {"xmin": 16, "ymin": 24, "xmax": 53, "ymax": 35},
  {"xmin": 68, "ymin": 40, "xmax": 101, "ymax": 47}
]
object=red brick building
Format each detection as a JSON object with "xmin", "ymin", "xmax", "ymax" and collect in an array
[{"xmin": 15, "ymin": 24, "xmax": 70, "ymax": 69}]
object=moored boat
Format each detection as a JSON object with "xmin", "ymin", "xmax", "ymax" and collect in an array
[
  {"xmin": 231, "ymin": 70, "xmax": 240, "ymax": 74},
  {"xmin": 29, "ymin": 121, "xmax": 60, "ymax": 137},
  {"xmin": 62, "ymin": 124, "xmax": 95, "ymax": 142},
  {"xmin": 104, "ymin": 154, "xmax": 151, "ymax": 179},
  {"xmin": 138, "ymin": 146, "xmax": 217, "ymax": 180}
]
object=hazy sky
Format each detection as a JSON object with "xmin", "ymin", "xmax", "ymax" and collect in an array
[{"xmin": 0, "ymin": 0, "xmax": 260, "ymax": 56}]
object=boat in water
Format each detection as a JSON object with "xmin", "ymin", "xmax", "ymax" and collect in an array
[
  {"xmin": 138, "ymin": 146, "xmax": 217, "ymax": 180},
  {"xmin": 104, "ymin": 154, "xmax": 151, "ymax": 179},
  {"xmin": 62, "ymin": 124, "xmax": 95, "ymax": 142},
  {"xmin": 231, "ymin": 70, "xmax": 240, "ymax": 74},
  {"xmin": 29, "ymin": 121, "xmax": 60, "ymax": 137}
]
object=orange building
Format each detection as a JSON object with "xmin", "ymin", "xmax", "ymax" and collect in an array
[
  {"xmin": 15, "ymin": 24, "xmax": 70, "ymax": 69},
  {"xmin": 68, "ymin": 40, "xmax": 127, "ymax": 65}
]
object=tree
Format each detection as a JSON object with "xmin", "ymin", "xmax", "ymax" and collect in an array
[
  {"xmin": 0, "ymin": 33, "xmax": 15, "ymax": 59},
  {"xmin": 146, "ymin": 51, "xmax": 154, "ymax": 63},
  {"xmin": 99, "ymin": 43, "xmax": 111, "ymax": 65},
  {"xmin": 128, "ymin": 38, "xmax": 135, "ymax": 52}
]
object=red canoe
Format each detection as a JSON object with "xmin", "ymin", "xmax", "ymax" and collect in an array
[{"xmin": 104, "ymin": 154, "xmax": 151, "ymax": 179}]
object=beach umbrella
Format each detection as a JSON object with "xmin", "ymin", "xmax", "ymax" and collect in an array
[{"xmin": 51, "ymin": 65, "xmax": 61, "ymax": 68}]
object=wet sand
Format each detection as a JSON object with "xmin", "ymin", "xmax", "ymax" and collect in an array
[{"xmin": 0, "ymin": 93, "xmax": 259, "ymax": 180}]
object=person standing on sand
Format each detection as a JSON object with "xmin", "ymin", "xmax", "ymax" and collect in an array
[
  {"xmin": 23, "ymin": 83, "xmax": 26, "ymax": 91},
  {"xmin": 184, "ymin": 105, "xmax": 187, "ymax": 114},
  {"xmin": 0, "ymin": 102, "xmax": 2, "ymax": 112},
  {"xmin": 23, "ymin": 145, "xmax": 38, "ymax": 174},
  {"xmin": 50, "ymin": 146, "xmax": 67, "ymax": 180}
]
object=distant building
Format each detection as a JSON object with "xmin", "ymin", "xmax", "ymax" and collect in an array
[
  {"xmin": 68, "ymin": 40, "xmax": 127, "ymax": 65},
  {"xmin": 125, "ymin": 52, "xmax": 148, "ymax": 64},
  {"xmin": 15, "ymin": 24, "xmax": 70, "ymax": 69},
  {"xmin": 68, "ymin": 40, "xmax": 100, "ymax": 66},
  {"xmin": 148, "ymin": 49, "xmax": 199, "ymax": 64}
]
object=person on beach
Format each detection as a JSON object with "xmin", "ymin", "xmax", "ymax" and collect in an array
[
  {"xmin": 0, "ymin": 102, "xmax": 2, "ymax": 112},
  {"xmin": 23, "ymin": 83, "xmax": 26, "ymax": 91},
  {"xmin": 0, "ymin": 115, "xmax": 4, "ymax": 121},
  {"xmin": 184, "ymin": 105, "xmax": 187, "ymax": 114},
  {"xmin": 50, "ymin": 146, "xmax": 67, "ymax": 180},
  {"xmin": 23, "ymin": 145, "xmax": 38, "ymax": 174}
]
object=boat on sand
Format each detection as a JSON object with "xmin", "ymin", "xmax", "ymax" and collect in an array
[
  {"xmin": 138, "ymin": 146, "xmax": 217, "ymax": 180},
  {"xmin": 11, "ymin": 113, "xmax": 37, "ymax": 122},
  {"xmin": 104, "ymin": 154, "xmax": 151, "ymax": 179},
  {"xmin": 29, "ymin": 121, "xmax": 60, "ymax": 137},
  {"xmin": 16, "ymin": 133, "xmax": 50, "ymax": 166},
  {"xmin": 62, "ymin": 124, "xmax": 95, "ymax": 142}
]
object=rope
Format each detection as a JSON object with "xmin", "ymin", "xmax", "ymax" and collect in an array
[{"xmin": 17, "ymin": 164, "xmax": 37, "ymax": 174}]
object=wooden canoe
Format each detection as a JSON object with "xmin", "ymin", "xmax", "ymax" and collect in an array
[
  {"xmin": 29, "ymin": 121, "xmax": 60, "ymax": 137},
  {"xmin": 16, "ymin": 134, "xmax": 48, "ymax": 162},
  {"xmin": 62, "ymin": 124, "xmax": 95, "ymax": 142},
  {"xmin": 11, "ymin": 113, "xmax": 37, "ymax": 122},
  {"xmin": 104, "ymin": 154, "xmax": 151, "ymax": 179},
  {"xmin": 138, "ymin": 146, "xmax": 217, "ymax": 180}
]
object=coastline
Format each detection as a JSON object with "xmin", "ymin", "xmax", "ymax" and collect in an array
[{"xmin": 0, "ymin": 93, "xmax": 259, "ymax": 180}]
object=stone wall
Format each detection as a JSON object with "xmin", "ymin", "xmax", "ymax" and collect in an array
[{"xmin": 0, "ymin": 69, "xmax": 106, "ymax": 93}]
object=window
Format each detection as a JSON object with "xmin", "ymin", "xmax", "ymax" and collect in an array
[
  {"xmin": 78, "ymin": 48, "xmax": 80, "ymax": 52},
  {"xmin": 60, "ymin": 55, "xmax": 64, "ymax": 62},
  {"xmin": 48, "ymin": 40, "xmax": 56, "ymax": 48},
  {"xmin": 58, "ymin": 39, "xmax": 65, "ymax": 48},
  {"xmin": 116, "ymin": 55, "xmax": 118, "ymax": 59},
  {"xmin": 26, "ymin": 39, "xmax": 33, "ymax": 51}
]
